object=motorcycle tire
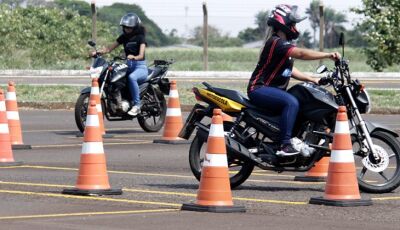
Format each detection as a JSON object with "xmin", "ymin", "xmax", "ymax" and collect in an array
[
  {"xmin": 355, "ymin": 131, "xmax": 400, "ymax": 193},
  {"xmin": 189, "ymin": 122, "xmax": 254, "ymax": 189},
  {"xmin": 138, "ymin": 88, "xmax": 167, "ymax": 132},
  {"xmin": 74, "ymin": 93, "xmax": 90, "ymax": 133}
]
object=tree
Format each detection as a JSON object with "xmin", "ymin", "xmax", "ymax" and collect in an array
[
  {"xmin": 306, "ymin": 1, "xmax": 347, "ymax": 48},
  {"xmin": 352, "ymin": 0, "xmax": 400, "ymax": 71},
  {"xmin": 188, "ymin": 25, "xmax": 242, "ymax": 47},
  {"xmin": 53, "ymin": 0, "xmax": 91, "ymax": 16},
  {"xmin": 238, "ymin": 10, "xmax": 269, "ymax": 43},
  {"xmin": 297, "ymin": 30, "xmax": 313, "ymax": 48}
]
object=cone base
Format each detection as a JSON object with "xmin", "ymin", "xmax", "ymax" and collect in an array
[
  {"xmin": 12, "ymin": 144, "xmax": 32, "ymax": 150},
  {"xmin": 153, "ymin": 139, "xmax": 191, "ymax": 144},
  {"xmin": 62, "ymin": 188, "xmax": 123, "ymax": 196},
  {"xmin": 181, "ymin": 203, "xmax": 246, "ymax": 213},
  {"xmin": 0, "ymin": 161, "xmax": 23, "ymax": 167},
  {"xmin": 309, "ymin": 197, "xmax": 372, "ymax": 207},
  {"xmin": 76, "ymin": 133, "xmax": 114, "ymax": 138},
  {"xmin": 294, "ymin": 175, "xmax": 326, "ymax": 182}
]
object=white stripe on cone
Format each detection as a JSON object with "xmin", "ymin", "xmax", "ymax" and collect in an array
[
  {"xmin": 91, "ymin": 87, "xmax": 99, "ymax": 95},
  {"xmin": 203, "ymin": 153, "xmax": 228, "ymax": 167},
  {"xmin": 86, "ymin": 114, "xmax": 99, "ymax": 126},
  {"xmin": 0, "ymin": 124, "xmax": 9, "ymax": 134},
  {"xmin": 81, "ymin": 142, "xmax": 104, "ymax": 154},
  {"xmin": 6, "ymin": 92, "xmax": 17, "ymax": 101},
  {"xmin": 166, "ymin": 108, "xmax": 182, "ymax": 116},
  {"xmin": 209, "ymin": 124, "xmax": 224, "ymax": 137},
  {"xmin": 6, "ymin": 111, "xmax": 19, "ymax": 120},
  {"xmin": 330, "ymin": 150, "xmax": 355, "ymax": 163},
  {"xmin": 0, "ymin": 101, "xmax": 5, "ymax": 111},
  {"xmin": 169, "ymin": 90, "xmax": 179, "ymax": 98},
  {"xmin": 96, "ymin": 104, "xmax": 102, "ymax": 112},
  {"xmin": 334, "ymin": 121, "xmax": 350, "ymax": 134}
]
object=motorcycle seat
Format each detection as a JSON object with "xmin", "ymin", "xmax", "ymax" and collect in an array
[{"xmin": 211, "ymin": 86, "xmax": 281, "ymax": 116}]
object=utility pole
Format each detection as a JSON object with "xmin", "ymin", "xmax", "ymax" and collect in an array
[
  {"xmin": 91, "ymin": 0, "xmax": 97, "ymax": 42},
  {"xmin": 202, "ymin": 2, "xmax": 208, "ymax": 71},
  {"xmin": 319, "ymin": 1, "xmax": 324, "ymax": 65}
]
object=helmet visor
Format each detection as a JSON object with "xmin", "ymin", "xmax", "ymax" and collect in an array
[{"xmin": 289, "ymin": 5, "xmax": 307, "ymax": 23}]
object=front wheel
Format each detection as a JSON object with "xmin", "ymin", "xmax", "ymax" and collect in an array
[
  {"xmin": 138, "ymin": 88, "xmax": 167, "ymax": 132},
  {"xmin": 74, "ymin": 93, "xmax": 90, "ymax": 133},
  {"xmin": 354, "ymin": 131, "xmax": 400, "ymax": 193},
  {"xmin": 189, "ymin": 122, "xmax": 254, "ymax": 189}
]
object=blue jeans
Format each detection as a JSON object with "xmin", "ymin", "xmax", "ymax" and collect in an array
[
  {"xmin": 248, "ymin": 86, "xmax": 299, "ymax": 145},
  {"xmin": 127, "ymin": 60, "xmax": 148, "ymax": 106}
]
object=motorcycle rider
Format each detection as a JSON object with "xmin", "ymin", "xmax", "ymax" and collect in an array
[
  {"xmin": 94, "ymin": 13, "xmax": 147, "ymax": 116},
  {"xmin": 247, "ymin": 5, "xmax": 340, "ymax": 156}
]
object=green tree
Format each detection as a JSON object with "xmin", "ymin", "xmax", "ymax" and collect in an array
[
  {"xmin": 297, "ymin": 30, "xmax": 313, "ymax": 48},
  {"xmin": 306, "ymin": 1, "xmax": 347, "ymax": 48},
  {"xmin": 53, "ymin": 0, "xmax": 91, "ymax": 16},
  {"xmin": 353, "ymin": 0, "xmax": 400, "ymax": 71},
  {"xmin": 188, "ymin": 25, "xmax": 243, "ymax": 47},
  {"xmin": 238, "ymin": 10, "xmax": 269, "ymax": 43}
]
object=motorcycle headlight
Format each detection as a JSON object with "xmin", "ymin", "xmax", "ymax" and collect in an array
[{"xmin": 89, "ymin": 66, "xmax": 104, "ymax": 79}]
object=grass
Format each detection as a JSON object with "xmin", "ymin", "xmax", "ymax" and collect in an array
[
  {"xmin": 2, "ymin": 47, "xmax": 400, "ymax": 72},
  {"xmin": 1, "ymin": 84, "xmax": 399, "ymax": 114}
]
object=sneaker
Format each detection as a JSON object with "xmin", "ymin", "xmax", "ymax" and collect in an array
[
  {"xmin": 127, "ymin": 105, "xmax": 140, "ymax": 116},
  {"xmin": 276, "ymin": 144, "xmax": 300, "ymax": 157}
]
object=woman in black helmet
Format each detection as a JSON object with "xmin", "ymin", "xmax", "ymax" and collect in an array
[
  {"xmin": 97, "ymin": 13, "xmax": 147, "ymax": 116},
  {"xmin": 247, "ymin": 5, "xmax": 340, "ymax": 156}
]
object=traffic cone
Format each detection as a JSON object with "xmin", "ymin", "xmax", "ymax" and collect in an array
[
  {"xmin": 6, "ymin": 82, "xmax": 31, "ymax": 150},
  {"xmin": 294, "ymin": 157, "xmax": 330, "ymax": 182},
  {"xmin": 0, "ymin": 89, "xmax": 23, "ymax": 166},
  {"xmin": 182, "ymin": 109, "xmax": 245, "ymax": 213},
  {"xmin": 221, "ymin": 111, "xmax": 234, "ymax": 122},
  {"xmin": 77, "ymin": 78, "xmax": 112, "ymax": 138},
  {"xmin": 309, "ymin": 106, "xmax": 372, "ymax": 206},
  {"xmin": 154, "ymin": 80, "xmax": 189, "ymax": 144},
  {"xmin": 63, "ymin": 100, "xmax": 122, "ymax": 196}
]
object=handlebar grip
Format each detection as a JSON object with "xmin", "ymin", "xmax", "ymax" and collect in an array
[{"xmin": 318, "ymin": 77, "xmax": 330, "ymax": 86}]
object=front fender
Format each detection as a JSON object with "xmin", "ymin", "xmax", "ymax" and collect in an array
[
  {"xmin": 80, "ymin": 87, "xmax": 91, "ymax": 94},
  {"xmin": 365, "ymin": 121, "xmax": 399, "ymax": 137}
]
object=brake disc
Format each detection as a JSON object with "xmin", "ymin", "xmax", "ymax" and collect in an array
[{"xmin": 361, "ymin": 145, "xmax": 389, "ymax": 173}]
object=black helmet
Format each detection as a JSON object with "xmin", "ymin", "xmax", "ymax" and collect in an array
[
  {"xmin": 267, "ymin": 5, "xmax": 306, "ymax": 40},
  {"xmin": 120, "ymin": 13, "xmax": 141, "ymax": 28}
]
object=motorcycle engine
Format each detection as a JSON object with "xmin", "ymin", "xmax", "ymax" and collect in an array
[
  {"xmin": 291, "ymin": 137, "xmax": 315, "ymax": 157},
  {"xmin": 120, "ymin": 100, "xmax": 130, "ymax": 112}
]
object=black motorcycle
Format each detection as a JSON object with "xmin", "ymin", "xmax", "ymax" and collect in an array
[
  {"xmin": 75, "ymin": 41, "xmax": 172, "ymax": 133},
  {"xmin": 179, "ymin": 34, "xmax": 400, "ymax": 193}
]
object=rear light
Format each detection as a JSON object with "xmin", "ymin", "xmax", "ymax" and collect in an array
[{"xmin": 195, "ymin": 95, "xmax": 203, "ymax": 102}]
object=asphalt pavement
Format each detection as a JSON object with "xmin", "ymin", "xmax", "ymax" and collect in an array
[{"xmin": 0, "ymin": 110, "xmax": 400, "ymax": 230}]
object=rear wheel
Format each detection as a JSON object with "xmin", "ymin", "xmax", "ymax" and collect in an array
[
  {"xmin": 138, "ymin": 88, "xmax": 167, "ymax": 132},
  {"xmin": 188, "ymin": 122, "xmax": 254, "ymax": 188}
]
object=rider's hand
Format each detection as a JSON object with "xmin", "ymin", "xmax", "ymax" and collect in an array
[
  {"xmin": 328, "ymin": 52, "xmax": 341, "ymax": 61},
  {"xmin": 127, "ymin": 55, "xmax": 135, "ymax": 60}
]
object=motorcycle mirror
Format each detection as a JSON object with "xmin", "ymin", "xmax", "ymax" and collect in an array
[
  {"xmin": 88, "ymin": 40, "xmax": 96, "ymax": 47},
  {"xmin": 316, "ymin": 65, "xmax": 328, "ymax": 74}
]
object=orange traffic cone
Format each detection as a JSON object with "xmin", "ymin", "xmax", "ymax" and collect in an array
[
  {"xmin": 309, "ymin": 106, "xmax": 372, "ymax": 206},
  {"xmin": 154, "ymin": 80, "xmax": 189, "ymax": 144},
  {"xmin": 6, "ymin": 82, "xmax": 31, "ymax": 150},
  {"xmin": 221, "ymin": 111, "xmax": 234, "ymax": 122},
  {"xmin": 294, "ymin": 157, "xmax": 330, "ymax": 182},
  {"xmin": 182, "ymin": 109, "xmax": 245, "ymax": 212},
  {"xmin": 0, "ymin": 89, "xmax": 23, "ymax": 166},
  {"xmin": 77, "ymin": 78, "xmax": 112, "ymax": 138},
  {"xmin": 63, "ymin": 100, "xmax": 122, "ymax": 196}
]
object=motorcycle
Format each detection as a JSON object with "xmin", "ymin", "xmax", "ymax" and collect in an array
[
  {"xmin": 178, "ymin": 33, "xmax": 400, "ymax": 193},
  {"xmin": 75, "ymin": 41, "xmax": 173, "ymax": 133}
]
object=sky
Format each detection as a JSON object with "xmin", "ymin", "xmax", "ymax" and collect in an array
[{"xmin": 85, "ymin": 0, "xmax": 364, "ymax": 37}]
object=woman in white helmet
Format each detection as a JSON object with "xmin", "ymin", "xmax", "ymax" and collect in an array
[{"xmin": 97, "ymin": 13, "xmax": 147, "ymax": 116}]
